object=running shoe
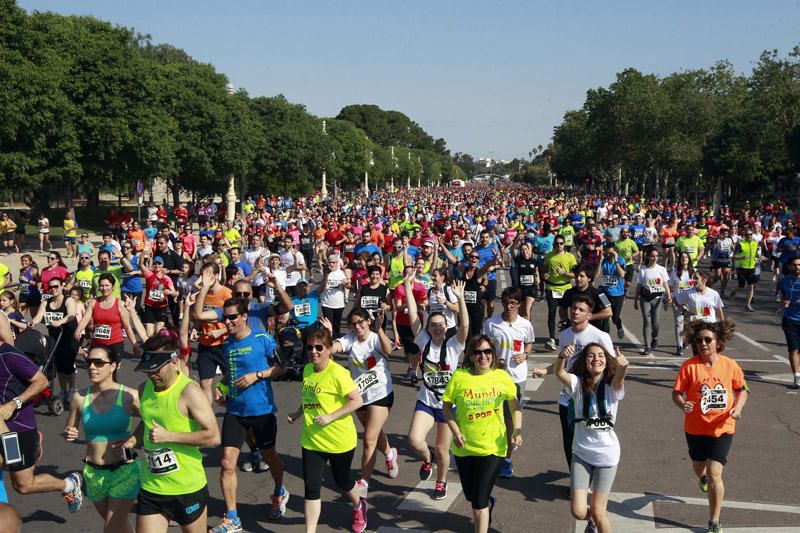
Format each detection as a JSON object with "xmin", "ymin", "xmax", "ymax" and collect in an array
[
  {"xmin": 404, "ymin": 367, "xmax": 415, "ymax": 380},
  {"xmin": 705, "ymin": 520, "xmax": 722, "ymax": 533},
  {"xmin": 433, "ymin": 481, "xmax": 447, "ymax": 500},
  {"xmin": 500, "ymin": 459, "xmax": 513, "ymax": 478},
  {"xmin": 356, "ymin": 479, "xmax": 368, "ymax": 499},
  {"xmin": 268, "ymin": 487, "xmax": 289, "ymax": 519},
  {"xmin": 792, "ymin": 376, "xmax": 800, "ymax": 390},
  {"xmin": 240, "ymin": 451, "xmax": 256, "ymax": 472},
  {"xmin": 410, "ymin": 373, "xmax": 419, "ymax": 385},
  {"xmin": 257, "ymin": 453, "xmax": 270, "ymax": 473},
  {"xmin": 617, "ymin": 328, "xmax": 625, "ymax": 340},
  {"xmin": 488, "ymin": 495, "xmax": 496, "ymax": 525},
  {"xmin": 211, "ymin": 516, "xmax": 243, "ymax": 533},
  {"xmin": 545, "ymin": 338, "xmax": 557, "ymax": 352},
  {"xmin": 385, "ymin": 447, "xmax": 400, "ymax": 479},
  {"xmin": 352, "ymin": 498, "xmax": 367, "ymax": 533},
  {"xmin": 584, "ymin": 519, "xmax": 599, "ymax": 533},
  {"xmin": 640, "ymin": 349, "xmax": 652, "ymax": 356},
  {"xmin": 745, "ymin": 304, "xmax": 755, "ymax": 312},
  {"xmin": 650, "ymin": 338, "xmax": 658, "ymax": 350},
  {"xmin": 64, "ymin": 472, "xmax": 83, "ymax": 513},
  {"xmin": 699, "ymin": 475, "xmax": 709, "ymax": 493},
  {"xmin": 420, "ymin": 460, "xmax": 433, "ymax": 481}
]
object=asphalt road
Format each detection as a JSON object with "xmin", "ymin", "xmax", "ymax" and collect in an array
[{"xmin": 7, "ymin": 265, "xmax": 800, "ymax": 533}]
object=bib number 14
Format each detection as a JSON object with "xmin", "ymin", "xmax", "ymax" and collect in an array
[{"xmin": 146, "ymin": 447, "xmax": 180, "ymax": 475}]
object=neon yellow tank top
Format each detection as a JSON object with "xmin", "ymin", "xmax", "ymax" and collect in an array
[
  {"xmin": 140, "ymin": 372, "xmax": 206, "ymax": 495},
  {"xmin": 388, "ymin": 254, "xmax": 405, "ymax": 289}
]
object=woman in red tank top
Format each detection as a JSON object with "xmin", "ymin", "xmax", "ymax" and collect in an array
[{"xmin": 74, "ymin": 273, "xmax": 136, "ymax": 357}]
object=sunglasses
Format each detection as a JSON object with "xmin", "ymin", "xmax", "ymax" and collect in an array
[
  {"xmin": 233, "ymin": 291, "xmax": 251, "ymax": 298},
  {"xmin": 80, "ymin": 256, "xmax": 90, "ymax": 260},
  {"xmin": 696, "ymin": 336, "xmax": 716, "ymax": 344},
  {"xmin": 350, "ymin": 318, "xmax": 368, "ymax": 328},
  {"xmin": 85, "ymin": 358, "xmax": 113, "ymax": 368},
  {"xmin": 222, "ymin": 313, "xmax": 240, "ymax": 322},
  {"xmin": 48, "ymin": 256, "xmax": 58, "ymax": 260},
  {"xmin": 49, "ymin": 284, "xmax": 61, "ymax": 290},
  {"xmin": 306, "ymin": 343, "xmax": 326, "ymax": 352},
  {"xmin": 469, "ymin": 255, "xmax": 480, "ymax": 259},
  {"xmin": 473, "ymin": 348, "xmax": 494, "ymax": 356}
]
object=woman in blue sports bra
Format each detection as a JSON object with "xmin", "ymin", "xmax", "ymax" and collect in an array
[{"xmin": 63, "ymin": 346, "xmax": 140, "ymax": 532}]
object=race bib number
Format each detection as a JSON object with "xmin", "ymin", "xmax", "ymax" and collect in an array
[
  {"xmin": 43, "ymin": 312, "xmax": 64, "ymax": 326},
  {"xmin": 326, "ymin": 278, "xmax": 340, "ymax": 290},
  {"xmin": 564, "ymin": 235, "xmax": 573, "ymax": 245},
  {"xmin": 585, "ymin": 417, "xmax": 613, "ymax": 431},
  {"xmin": 685, "ymin": 246, "xmax": 696, "ymax": 254},
  {"xmin": 41, "ymin": 293, "xmax": 53, "ymax": 302},
  {"xmin": 677, "ymin": 281, "xmax": 693, "ymax": 293},
  {"xmin": 665, "ymin": 237, "xmax": 675, "ymax": 245},
  {"xmin": 78, "ymin": 279, "xmax": 91, "ymax": 289},
  {"xmin": 354, "ymin": 371, "xmax": 379, "ymax": 394},
  {"xmin": 93, "ymin": 324, "xmax": 111, "ymax": 340},
  {"xmin": 520, "ymin": 275, "xmax": 535, "ymax": 285},
  {"xmin": 148, "ymin": 289, "xmax": 165, "ymax": 302},
  {"xmin": 360, "ymin": 296, "xmax": 380, "ymax": 309},
  {"xmin": 345, "ymin": 244, "xmax": 355, "ymax": 252},
  {"xmin": 19, "ymin": 284, "xmax": 29, "ymax": 295},
  {"xmin": 294, "ymin": 302, "xmax": 311, "ymax": 317},
  {"xmin": 423, "ymin": 370, "xmax": 452, "ymax": 390},
  {"xmin": 464, "ymin": 290, "xmax": 477, "ymax": 303},
  {"xmin": 146, "ymin": 447, "xmax": 180, "ymax": 476},
  {"xmin": 131, "ymin": 239, "xmax": 141, "ymax": 246},
  {"xmin": 646, "ymin": 279, "xmax": 664, "ymax": 293},
  {"xmin": 700, "ymin": 384, "xmax": 728, "ymax": 414},
  {"xmin": 551, "ymin": 290, "xmax": 564, "ymax": 299},
  {"xmin": 601, "ymin": 275, "xmax": 618, "ymax": 286}
]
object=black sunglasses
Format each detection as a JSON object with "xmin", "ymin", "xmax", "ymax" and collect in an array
[
  {"xmin": 222, "ymin": 313, "xmax": 240, "ymax": 322},
  {"xmin": 85, "ymin": 358, "xmax": 113, "ymax": 368},
  {"xmin": 306, "ymin": 343, "xmax": 325, "ymax": 352},
  {"xmin": 233, "ymin": 291, "xmax": 251, "ymax": 298},
  {"xmin": 473, "ymin": 348, "xmax": 494, "ymax": 356}
]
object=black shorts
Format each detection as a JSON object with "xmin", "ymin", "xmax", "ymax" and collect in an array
[
  {"xmin": 137, "ymin": 485, "xmax": 208, "ymax": 525},
  {"xmin": 520, "ymin": 284, "xmax": 536, "ymax": 298},
  {"xmin": 782, "ymin": 317, "xmax": 800, "ymax": 352},
  {"xmin": 18, "ymin": 293, "xmax": 41, "ymax": 307},
  {"xmin": 483, "ymin": 279, "xmax": 497, "ymax": 301},
  {"xmin": 358, "ymin": 391, "xmax": 394, "ymax": 412},
  {"xmin": 1, "ymin": 428, "xmax": 40, "ymax": 472},
  {"xmin": 712, "ymin": 261, "xmax": 732, "ymax": 270},
  {"xmin": 736, "ymin": 268, "xmax": 758, "ymax": 287},
  {"xmin": 685, "ymin": 433, "xmax": 734, "ymax": 465},
  {"xmin": 196, "ymin": 344, "xmax": 227, "ymax": 380},
  {"xmin": 397, "ymin": 324, "xmax": 419, "ymax": 355},
  {"xmin": 221, "ymin": 412, "xmax": 278, "ymax": 449},
  {"xmin": 624, "ymin": 264, "xmax": 635, "ymax": 283},
  {"xmin": 142, "ymin": 305, "xmax": 170, "ymax": 325}
]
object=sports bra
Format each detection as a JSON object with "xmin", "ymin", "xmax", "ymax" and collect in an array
[{"xmin": 81, "ymin": 386, "xmax": 130, "ymax": 442}]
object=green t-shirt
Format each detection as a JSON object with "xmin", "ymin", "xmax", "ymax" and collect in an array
[
  {"xmin": 676, "ymin": 236, "xmax": 703, "ymax": 265},
  {"xmin": 442, "ymin": 368, "xmax": 518, "ymax": 457},
  {"xmin": 300, "ymin": 361, "xmax": 358, "ymax": 453},
  {"xmin": 615, "ymin": 238, "xmax": 639, "ymax": 263},
  {"xmin": 544, "ymin": 251, "xmax": 577, "ymax": 292},
  {"xmin": 92, "ymin": 265, "xmax": 123, "ymax": 299},
  {"xmin": 74, "ymin": 268, "xmax": 95, "ymax": 299},
  {"xmin": 558, "ymin": 226, "xmax": 576, "ymax": 246}
]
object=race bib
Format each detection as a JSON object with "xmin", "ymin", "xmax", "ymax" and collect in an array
[
  {"xmin": 43, "ymin": 312, "xmax": 64, "ymax": 326},
  {"xmin": 326, "ymin": 278, "xmax": 340, "ymax": 289},
  {"xmin": 520, "ymin": 275, "xmax": 535, "ymax": 285},
  {"xmin": 354, "ymin": 371, "xmax": 379, "ymax": 394},
  {"xmin": 677, "ymin": 281, "xmax": 693, "ymax": 293},
  {"xmin": 685, "ymin": 246, "xmax": 696, "ymax": 254},
  {"xmin": 601, "ymin": 275, "xmax": 619, "ymax": 286},
  {"xmin": 551, "ymin": 290, "xmax": 564, "ymax": 299},
  {"xmin": 93, "ymin": 324, "xmax": 111, "ymax": 340},
  {"xmin": 585, "ymin": 417, "xmax": 613, "ymax": 431},
  {"xmin": 41, "ymin": 293, "xmax": 53, "ymax": 302},
  {"xmin": 345, "ymin": 244, "xmax": 355, "ymax": 252},
  {"xmin": 700, "ymin": 384, "xmax": 728, "ymax": 414},
  {"xmin": 646, "ymin": 279, "xmax": 664, "ymax": 293},
  {"xmin": 564, "ymin": 235, "xmax": 574, "ymax": 245},
  {"xmin": 146, "ymin": 447, "xmax": 180, "ymax": 476},
  {"xmin": 294, "ymin": 302, "xmax": 311, "ymax": 317},
  {"xmin": 78, "ymin": 279, "xmax": 91, "ymax": 289},
  {"xmin": 19, "ymin": 284, "xmax": 29, "ymax": 295},
  {"xmin": 360, "ymin": 296, "xmax": 380, "ymax": 309},
  {"xmin": 423, "ymin": 370, "xmax": 452, "ymax": 390},
  {"xmin": 464, "ymin": 290, "xmax": 477, "ymax": 303},
  {"xmin": 148, "ymin": 289, "xmax": 165, "ymax": 302}
]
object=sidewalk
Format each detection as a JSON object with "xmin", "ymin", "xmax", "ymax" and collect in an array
[{"xmin": 1, "ymin": 231, "xmax": 103, "ymax": 286}]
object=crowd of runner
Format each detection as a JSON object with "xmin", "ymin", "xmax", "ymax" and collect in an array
[{"xmin": 0, "ymin": 182, "xmax": 798, "ymax": 533}]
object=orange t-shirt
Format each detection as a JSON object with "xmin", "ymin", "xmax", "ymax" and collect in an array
[
  {"xmin": 673, "ymin": 355, "xmax": 746, "ymax": 437},
  {"xmin": 660, "ymin": 226, "xmax": 679, "ymax": 246},
  {"xmin": 199, "ymin": 286, "xmax": 233, "ymax": 347},
  {"xmin": 127, "ymin": 229, "xmax": 147, "ymax": 252}
]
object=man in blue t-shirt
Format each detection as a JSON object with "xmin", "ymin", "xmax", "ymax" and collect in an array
[
  {"xmin": 779, "ymin": 255, "xmax": 800, "ymax": 389},
  {"xmin": 216, "ymin": 297, "xmax": 289, "ymax": 528},
  {"xmin": 354, "ymin": 231, "xmax": 382, "ymax": 259},
  {"xmin": 474, "ymin": 229, "xmax": 501, "ymax": 316}
]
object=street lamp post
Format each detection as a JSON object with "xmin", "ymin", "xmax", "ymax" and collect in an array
[
  {"xmin": 321, "ymin": 120, "xmax": 328, "ymax": 199},
  {"xmin": 407, "ymin": 152, "xmax": 411, "ymax": 189},
  {"xmin": 225, "ymin": 82, "xmax": 237, "ymax": 223},
  {"xmin": 417, "ymin": 156, "xmax": 422, "ymax": 189},
  {"xmin": 364, "ymin": 151, "xmax": 374, "ymax": 195}
]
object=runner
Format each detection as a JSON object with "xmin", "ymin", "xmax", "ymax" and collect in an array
[
  {"xmin": 17, "ymin": 255, "xmax": 41, "ymax": 320},
  {"xmin": 710, "ymin": 227, "xmax": 734, "ymax": 296},
  {"xmin": 123, "ymin": 334, "xmax": 221, "ymax": 533},
  {"xmin": 672, "ymin": 319, "xmax": 748, "ymax": 533},
  {"xmin": 543, "ymin": 235, "xmax": 577, "ymax": 350},
  {"xmin": 442, "ymin": 334, "xmax": 523, "ymax": 533},
  {"xmin": 729, "ymin": 227, "xmax": 761, "ymax": 312},
  {"xmin": 675, "ymin": 270, "xmax": 724, "ymax": 331},
  {"xmin": 62, "ymin": 346, "xmax": 140, "ymax": 533},
  {"xmin": 633, "ymin": 248, "xmax": 671, "ymax": 355},
  {"xmin": 286, "ymin": 327, "xmax": 366, "ymax": 533},
  {"xmin": 555, "ymin": 342, "xmax": 628, "ymax": 533},
  {"xmin": 210, "ymin": 297, "xmax": 288, "ymax": 532},
  {"xmin": 778, "ymin": 255, "xmax": 800, "ymax": 389},
  {"xmin": 405, "ymin": 275, "xmax": 469, "ymax": 500},
  {"xmin": 559, "ymin": 263, "xmax": 612, "ymax": 334},
  {"xmin": 320, "ymin": 253, "xmax": 349, "ymax": 339},
  {"xmin": 596, "ymin": 242, "xmax": 627, "ymax": 340},
  {"xmin": 669, "ymin": 252, "xmax": 696, "ymax": 356},
  {"xmin": 37, "ymin": 212, "xmax": 51, "ymax": 253},
  {"xmin": 139, "ymin": 251, "xmax": 178, "ymax": 337}
]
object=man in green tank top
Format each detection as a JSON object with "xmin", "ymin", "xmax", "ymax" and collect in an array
[{"xmin": 123, "ymin": 336, "xmax": 220, "ymax": 532}]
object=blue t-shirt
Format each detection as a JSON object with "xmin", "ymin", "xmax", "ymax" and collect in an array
[
  {"xmin": 291, "ymin": 290, "xmax": 320, "ymax": 328},
  {"xmin": 778, "ymin": 236, "xmax": 800, "ymax": 265},
  {"xmin": 233, "ymin": 260, "xmax": 252, "ymax": 277},
  {"xmin": 629, "ymin": 224, "xmax": 647, "ymax": 245},
  {"xmin": 600, "ymin": 257, "xmax": 626, "ymax": 297},
  {"xmin": 121, "ymin": 254, "xmax": 143, "ymax": 293},
  {"xmin": 143, "ymin": 227, "xmax": 158, "ymax": 240},
  {"xmin": 533, "ymin": 234, "xmax": 555, "ymax": 258},
  {"xmin": 779, "ymin": 275, "xmax": 800, "ymax": 322},
  {"xmin": 354, "ymin": 243, "xmax": 382, "ymax": 259},
  {"xmin": 215, "ymin": 302, "xmax": 271, "ymax": 333},
  {"xmin": 223, "ymin": 330, "xmax": 278, "ymax": 416},
  {"xmin": 474, "ymin": 244, "xmax": 498, "ymax": 281}
]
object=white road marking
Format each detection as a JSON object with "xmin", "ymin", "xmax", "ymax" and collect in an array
[
  {"xmin": 574, "ymin": 492, "xmax": 800, "ymax": 532},
  {"xmin": 377, "ymin": 528, "xmax": 430, "ymax": 533},
  {"xmin": 396, "ymin": 479, "xmax": 462, "ymax": 514},
  {"xmin": 526, "ymin": 377, "xmax": 544, "ymax": 392},
  {"xmin": 773, "ymin": 353, "xmax": 790, "ymax": 363},
  {"xmin": 749, "ymin": 373, "xmax": 797, "ymax": 385},
  {"xmin": 734, "ymin": 331, "xmax": 769, "ymax": 352},
  {"xmin": 621, "ymin": 324, "xmax": 642, "ymax": 347}
]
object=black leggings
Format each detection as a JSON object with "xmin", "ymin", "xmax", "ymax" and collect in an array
[
  {"xmin": 302, "ymin": 447, "xmax": 356, "ymax": 500},
  {"xmin": 608, "ymin": 294, "xmax": 624, "ymax": 330},
  {"xmin": 546, "ymin": 291, "xmax": 559, "ymax": 340},
  {"xmin": 467, "ymin": 305, "xmax": 484, "ymax": 337},
  {"xmin": 322, "ymin": 306, "xmax": 344, "ymax": 339},
  {"xmin": 559, "ymin": 403, "xmax": 573, "ymax": 468},
  {"xmin": 454, "ymin": 455, "xmax": 504, "ymax": 510}
]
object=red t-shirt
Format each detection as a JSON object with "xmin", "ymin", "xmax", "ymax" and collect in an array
[
  {"xmin": 393, "ymin": 282, "xmax": 426, "ymax": 326},
  {"xmin": 144, "ymin": 271, "xmax": 174, "ymax": 308}
]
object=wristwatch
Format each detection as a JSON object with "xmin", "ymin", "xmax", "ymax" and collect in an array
[
  {"xmin": 12, "ymin": 397, "xmax": 22, "ymax": 409},
  {"xmin": 256, "ymin": 370, "xmax": 264, "ymax": 381}
]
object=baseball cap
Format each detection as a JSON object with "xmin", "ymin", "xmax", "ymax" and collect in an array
[
  {"xmin": 153, "ymin": 256, "xmax": 165, "ymax": 264},
  {"xmin": 296, "ymin": 279, "xmax": 310, "ymax": 286},
  {"xmin": 135, "ymin": 351, "xmax": 177, "ymax": 372}
]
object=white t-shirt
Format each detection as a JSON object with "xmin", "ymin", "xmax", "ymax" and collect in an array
[
  {"xmin": 676, "ymin": 287, "xmax": 724, "ymax": 323},
  {"xmin": 569, "ymin": 373, "xmax": 623, "ymax": 467},
  {"xmin": 245, "ymin": 247, "xmax": 267, "ymax": 286},
  {"xmin": 320, "ymin": 269, "xmax": 347, "ymax": 309},
  {"xmin": 414, "ymin": 330, "xmax": 464, "ymax": 409},
  {"xmin": 668, "ymin": 269, "xmax": 694, "ymax": 295},
  {"xmin": 427, "ymin": 285, "xmax": 458, "ymax": 329},
  {"xmin": 279, "ymin": 248, "xmax": 305, "ymax": 287},
  {"xmin": 338, "ymin": 332, "xmax": 393, "ymax": 405},
  {"xmin": 482, "ymin": 314, "xmax": 535, "ymax": 384},
  {"xmin": 264, "ymin": 269, "xmax": 287, "ymax": 304},
  {"xmin": 637, "ymin": 265, "xmax": 669, "ymax": 295},
  {"xmin": 557, "ymin": 325, "xmax": 614, "ymax": 407}
]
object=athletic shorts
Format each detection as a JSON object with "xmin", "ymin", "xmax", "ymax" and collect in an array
[
  {"xmin": 221, "ymin": 412, "xmax": 278, "ymax": 449},
  {"xmin": 1, "ymin": 428, "xmax": 40, "ymax": 472},
  {"xmin": 83, "ymin": 460, "xmax": 140, "ymax": 503},
  {"xmin": 685, "ymin": 432, "xmax": 734, "ymax": 465},
  {"xmin": 570, "ymin": 455, "xmax": 618, "ymax": 494},
  {"xmin": 782, "ymin": 317, "xmax": 800, "ymax": 352},
  {"xmin": 397, "ymin": 324, "xmax": 420, "ymax": 355},
  {"xmin": 414, "ymin": 399, "xmax": 446, "ymax": 424},
  {"xmin": 736, "ymin": 268, "xmax": 758, "ymax": 287},
  {"xmin": 196, "ymin": 344, "xmax": 226, "ymax": 380},
  {"xmin": 137, "ymin": 485, "xmax": 208, "ymax": 526},
  {"xmin": 142, "ymin": 305, "xmax": 170, "ymax": 325},
  {"xmin": 520, "ymin": 284, "xmax": 536, "ymax": 298},
  {"xmin": 712, "ymin": 261, "xmax": 732, "ymax": 270},
  {"xmin": 64, "ymin": 236, "xmax": 76, "ymax": 244},
  {"xmin": 358, "ymin": 391, "xmax": 394, "ymax": 412},
  {"xmin": 483, "ymin": 279, "xmax": 497, "ymax": 301},
  {"xmin": 19, "ymin": 293, "xmax": 41, "ymax": 307},
  {"xmin": 624, "ymin": 264, "xmax": 635, "ymax": 283}
]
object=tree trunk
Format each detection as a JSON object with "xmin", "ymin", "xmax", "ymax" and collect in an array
[
  {"xmin": 86, "ymin": 188, "xmax": 100, "ymax": 207},
  {"xmin": 170, "ymin": 181, "xmax": 181, "ymax": 208},
  {"xmin": 712, "ymin": 176, "xmax": 722, "ymax": 213}
]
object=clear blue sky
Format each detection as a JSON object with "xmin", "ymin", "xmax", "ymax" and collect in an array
[{"xmin": 18, "ymin": 0, "xmax": 800, "ymax": 161}]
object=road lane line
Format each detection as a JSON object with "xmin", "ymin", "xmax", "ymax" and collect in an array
[
  {"xmin": 773, "ymin": 353, "xmax": 790, "ymax": 363},
  {"xmin": 734, "ymin": 331, "xmax": 769, "ymax": 352},
  {"xmin": 621, "ymin": 325, "xmax": 642, "ymax": 348},
  {"xmin": 396, "ymin": 479, "xmax": 462, "ymax": 514}
]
